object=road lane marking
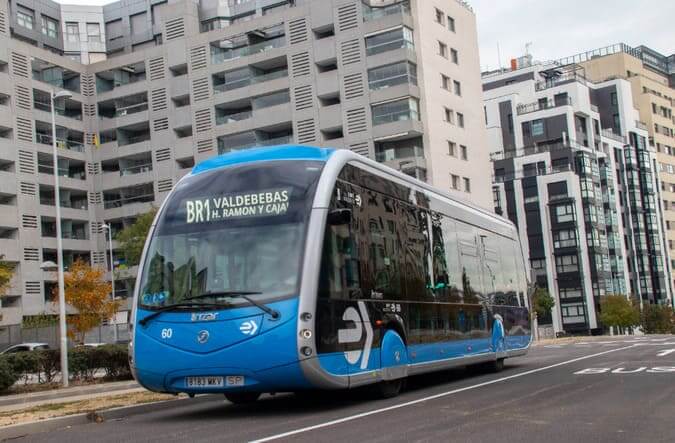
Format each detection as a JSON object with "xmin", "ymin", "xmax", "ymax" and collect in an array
[
  {"xmin": 657, "ymin": 349, "xmax": 675, "ymax": 357},
  {"xmin": 250, "ymin": 344, "xmax": 637, "ymax": 443}
]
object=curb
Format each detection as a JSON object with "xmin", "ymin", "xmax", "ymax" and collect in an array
[
  {"xmin": 0, "ymin": 395, "xmax": 220, "ymax": 441},
  {"xmin": 0, "ymin": 381, "xmax": 140, "ymax": 408}
]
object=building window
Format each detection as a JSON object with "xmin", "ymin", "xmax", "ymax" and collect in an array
[
  {"xmin": 365, "ymin": 26, "xmax": 414, "ymax": 56},
  {"xmin": 530, "ymin": 259, "xmax": 545, "ymax": 270},
  {"xmin": 448, "ymin": 141, "xmax": 457, "ymax": 157},
  {"xmin": 561, "ymin": 303, "xmax": 586, "ymax": 324},
  {"xmin": 453, "ymin": 80, "xmax": 461, "ymax": 96},
  {"xmin": 41, "ymin": 16, "xmax": 58, "ymax": 38},
  {"xmin": 555, "ymin": 204, "xmax": 575, "ymax": 223},
  {"xmin": 460, "ymin": 145, "xmax": 468, "ymax": 160},
  {"xmin": 463, "ymin": 177, "xmax": 471, "ymax": 192},
  {"xmin": 553, "ymin": 229, "xmax": 577, "ymax": 248},
  {"xmin": 371, "ymin": 97, "xmax": 419, "ymax": 125},
  {"xmin": 532, "ymin": 119, "xmax": 544, "ymax": 136},
  {"xmin": 444, "ymin": 107, "xmax": 454, "ymax": 124},
  {"xmin": 447, "ymin": 15, "xmax": 455, "ymax": 32},
  {"xmin": 434, "ymin": 8, "xmax": 445, "ymax": 25},
  {"xmin": 555, "ymin": 254, "xmax": 579, "ymax": 273},
  {"xmin": 438, "ymin": 41, "xmax": 448, "ymax": 58},
  {"xmin": 560, "ymin": 288, "xmax": 582, "ymax": 299},
  {"xmin": 457, "ymin": 112, "xmax": 465, "ymax": 128},
  {"xmin": 17, "ymin": 8, "xmax": 34, "ymax": 30},
  {"xmin": 451, "ymin": 174, "xmax": 459, "ymax": 190},
  {"xmin": 610, "ymin": 92, "xmax": 618, "ymax": 105},
  {"xmin": 368, "ymin": 61, "xmax": 417, "ymax": 90},
  {"xmin": 66, "ymin": 22, "xmax": 79, "ymax": 42},
  {"xmin": 441, "ymin": 74, "xmax": 450, "ymax": 90},
  {"xmin": 451, "ymin": 48, "xmax": 459, "ymax": 64},
  {"xmin": 87, "ymin": 23, "xmax": 101, "ymax": 42}
]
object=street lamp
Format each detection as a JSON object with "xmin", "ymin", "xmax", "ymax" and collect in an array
[
  {"xmin": 50, "ymin": 89, "xmax": 73, "ymax": 387},
  {"xmin": 102, "ymin": 223, "xmax": 117, "ymax": 343}
]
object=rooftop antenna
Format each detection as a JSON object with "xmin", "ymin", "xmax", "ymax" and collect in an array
[
  {"xmin": 497, "ymin": 41, "xmax": 502, "ymax": 70},
  {"xmin": 525, "ymin": 42, "xmax": 532, "ymax": 57}
]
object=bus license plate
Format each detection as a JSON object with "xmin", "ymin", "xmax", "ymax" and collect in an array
[
  {"xmin": 186, "ymin": 376, "xmax": 224, "ymax": 388},
  {"xmin": 226, "ymin": 375, "xmax": 245, "ymax": 386}
]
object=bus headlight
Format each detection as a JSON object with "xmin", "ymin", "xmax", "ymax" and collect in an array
[{"xmin": 300, "ymin": 329, "xmax": 312, "ymax": 339}]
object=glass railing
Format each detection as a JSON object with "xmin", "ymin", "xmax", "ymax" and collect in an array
[
  {"xmin": 363, "ymin": 2, "xmax": 411, "ymax": 22},
  {"xmin": 369, "ymin": 73, "xmax": 417, "ymax": 91},
  {"xmin": 118, "ymin": 134, "xmax": 151, "ymax": 146},
  {"xmin": 366, "ymin": 39, "xmax": 414, "ymax": 56},
  {"xmin": 120, "ymin": 164, "xmax": 153, "ymax": 176},
  {"xmin": 375, "ymin": 145, "xmax": 424, "ymax": 162},
  {"xmin": 104, "ymin": 193, "xmax": 155, "ymax": 209},
  {"xmin": 218, "ymin": 135, "xmax": 293, "ymax": 154},
  {"xmin": 37, "ymin": 164, "xmax": 86, "ymax": 180},
  {"xmin": 113, "ymin": 102, "xmax": 149, "ymax": 118},
  {"xmin": 213, "ymin": 69, "xmax": 288, "ymax": 94},
  {"xmin": 211, "ymin": 36, "xmax": 286, "ymax": 64},
  {"xmin": 216, "ymin": 110, "xmax": 253, "ymax": 125},
  {"xmin": 35, "ymin": 133, "xmax": 85, "ymax": 152},
  {"xmin": 372, "ymin": 109, "xmax": 419, "ymax": 126}
]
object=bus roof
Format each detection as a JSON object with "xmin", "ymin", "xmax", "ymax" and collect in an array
[{"xmin": 191, "ymin": 145, "xmax": 334, "ymax": 175}]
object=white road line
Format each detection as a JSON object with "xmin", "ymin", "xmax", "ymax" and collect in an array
[
  {"xmin": 657, "ymin": 349, "xmax": 675, "ymax": 357},
  {"xmin": 249, "ymin": 344, "xmax": 637, "ymax": 443}
]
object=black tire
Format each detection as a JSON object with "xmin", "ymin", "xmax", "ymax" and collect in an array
[
  {"xmin": 489, "ymin": 358, "xmax": 505, "ymax": 373},
  {"xmin": 224, "ymin": 392, "xmax": 261, "ymax": 404},
  {"xmin": 376, "ymin": 378, "xmax": 403, "ymax": 398}
]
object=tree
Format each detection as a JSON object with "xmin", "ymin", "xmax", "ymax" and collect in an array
[
  {"xmin": 116, "ymin": 208, "xmax": 157, "ymax": 267},
  {"xmin": 641, "ymin": 304, "xmax": 675, "ymax": 334},
  {"xmin": 54, "ymin": 259, "xmax": 119, "ymax": 344},
  {"xmin": 532, "ymin": 287, "xmax": 555, "ymax": 319},
  {"xmin": 0, "ymin": 255, "xmax": 15, "ymax": 298},
  {"xmin": 599, "ymin": 294, "xmax": 640, "ymax": 333}
]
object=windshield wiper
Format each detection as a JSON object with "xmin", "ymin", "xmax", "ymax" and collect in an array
[
  {"xmin": 187, "ymin": 291, "xmax": 280, "ymax": 320},
  {"xmin": 139, "ymin": 302, "xmax": 227, "ymax": 327}
]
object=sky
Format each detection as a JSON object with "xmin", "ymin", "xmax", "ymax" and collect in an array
[
  {"xmin": 470, "ymin": 0, "xmax": 675, "ymax": 72},
  {"xmin": 53, "ymin": 0, "xmax": 674, "ymax": 70}
]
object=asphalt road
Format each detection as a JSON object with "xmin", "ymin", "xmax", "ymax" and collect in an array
[{"xmin": 14, "ymin": 335, "xmax": 675, "ymax": 443}]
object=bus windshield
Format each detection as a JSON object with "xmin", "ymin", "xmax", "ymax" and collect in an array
[{"xmin": 137, "ymin": 160, "xmax": 324, "ymax": 310}]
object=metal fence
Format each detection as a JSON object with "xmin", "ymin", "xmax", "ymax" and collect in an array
[{"xmin": 0, "ymin": 323, "xmax": 130, "ymax": 350}]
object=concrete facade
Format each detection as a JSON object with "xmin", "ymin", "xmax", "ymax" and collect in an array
[
  {"xmin": 0, "ymin": 0, "xmax": 491, "ymax": 327},
  {"xmin": 483, "ymin": 61, "xmax": 672, "ymax": 334}
]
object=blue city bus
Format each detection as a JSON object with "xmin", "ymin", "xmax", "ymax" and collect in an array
[{"xmin": 130, "ymin": 145, "xmax": 531, "ymax": 403}]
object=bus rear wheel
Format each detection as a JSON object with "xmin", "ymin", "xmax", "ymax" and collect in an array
[
  {"xmin": 489, "ymin": 358, "xmax": 505, "ymax": 373},
  {"xmin": 376, "ymin": 378, "xmax": 404, "ymax": 398},
  {"xmin": 225, "ymin": 392, "xmax": 261, "ymax": 404}
]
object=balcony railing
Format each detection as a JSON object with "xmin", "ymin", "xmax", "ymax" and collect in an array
[
  {"xmin": 363, "ymin": 1, "xmax": 411, "ymax": 21},
  {"xmin": 118, "ymin": 134, "xmax": 151, "ymax": 147},
  {"xmin": 372, "ymin": 109, "xmax": 419, "ymax": 126},
  {"xmin": 535, "ymin": 72, "xmax": 588, "ymax": 91},
  {"xmin": 601, "ymin": 129, "xmax": 626, "ymax": 143},
  {"xmin": 635, "ymin": 120, "xmax": 648, "ymax": 131},
  {"xmin": 120, "ymin": 164, "xmax": 152, "ymax": 176},
  {"xmin": 34, "ymin": 100, "xmax": 83, "ymax": 120},
  {"xmin": 369, "ymin": 73, "xmax": 417, "ymax": 91},
  {"xmin": 366, "ymin": 39, "xmax": 414, "ymax": 56},
  {"xmin": 40, "ymin": 197, "xmax": 88, "ymax": 209},
  {"xmin": 376, "ymin": 145, "xmax": 424, "ymax": 163},
  {"xmin": 37, "ymin": 164, "xmax": 86, "ymax": 180},
  {"xmin": 216, "ymin": 110, "xmax": 253, "ymax": 125},
  {"xmin": 493, "ymin": 163, "xmax": 573, "ymax": 183},
  {"xmin": 111, "ymin": 102, "xmax": 149, "ymax": 118},
  {"xmin": 211, "ymin": 36, "xmax": 286, "ymax": 64},
  {"xmin": 104, "ymin": 193, "xmax": 155, "ymax": 209},
  {"xmin": 213, "ymin": 69, "xmax": 288, "ymax": 94},
  {"xmin": 516, "ymin": 96, "xmax": 572, "ymax": 115},
  {"xmin": 490, "ymin": 140, "xmax": 590, "ymax": 161},
  {"xmin": 35, "ymin": 133, "xmax": 85, "ymax": 152},
  {"xmin": 218, "ymin": 135, "xmax": 293, "ymax": 154}
]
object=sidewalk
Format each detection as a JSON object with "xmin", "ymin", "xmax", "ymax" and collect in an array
[{"xmin": 0, "ymin": 380, "xmax": 142, "ymax": 412}]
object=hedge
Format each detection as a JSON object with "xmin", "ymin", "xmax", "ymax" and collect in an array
[{"xmin": 0, "ymin": 344, "xmax": 131, "ymax": 393}]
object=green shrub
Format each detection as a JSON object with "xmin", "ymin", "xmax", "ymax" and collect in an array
[
  {"xmin": 641, "ymin": 304, "xmax": 675, "ymax": 334},
  {"xmin": 69, "ymin": 347, "xmax": 99, "ymax": 381},
  {"xmin": 4, "ymin": 351, "xmax": 39, "ymax": 385},
  {"xmin": 0, "ymin": 358, "xmax": 18, "ymax": 392},
  {"xmin": 35, "ymin": 350, "xmax": 60, "ymax": 383},
  {"xmin": 97, "ymin": 345, "xmax": 130, "ymax": 379}
]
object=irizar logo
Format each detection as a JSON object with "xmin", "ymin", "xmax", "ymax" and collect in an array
[
  {"xmin": 239, "ymin": 320, "xmax": 258, "ymax": 335},
  {"xmin": 337, "ymin": 301, "xmax": 373, "ymax": 370}
]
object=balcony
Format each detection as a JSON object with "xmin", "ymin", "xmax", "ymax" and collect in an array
[
  {"xmin": 366, "ymin": 27, "xmax": 414, "ymax": 56},
  {"xmin": 31, "ymin": 58, "xmax": 81, "ymax": 93},
  {"xmin": 210, "ymin": 25, "xmax": 286, "ymax": 65},
  {"xmin": 212, "ymin": 63, "xmax": 288, "ymax": 94},
  {"xmin": 375, "ymin": 138, "xmax": 424, "ymax": 163},
  {"xmin": 95, "ymin": 61, "xmax": 147, "ymax": 94},
  {"xmin": 601, "ymin": 129, "xmax": 626, "ymax": 144},
  {"xmin": 516, "ymin": 96, "xmax": 572, "ymax": 115},
  {"xmin": 368, "ymin": 61, "xmax": 417, "ymax": 91},
  {"xmin": 217, "ymin": 130, "xmax": 293, "ymax": 154},
  {"xmin": 98, "ymin": 92, "xmax": 149, "ymax": 119},
  {"xmin": 33, "ymin": 89, "xmax": 83, "ymax": 120},
  {"xmin": 362, "ymin": 1, "xmax": 411, "ymax": 22},
  {"xmin": 104, "ymin": 183, "xmax": 155, "ymax": 209},
  {"xmin": 215, "ymin": 108, "xmax": 253, "ymax": 125},
  {"xmin": 37, "ymin": 154, "xmax": 86, "ymax": 181},
  {"xmin": 35, "ymin": 133, "xmax": 85, "ymax": 153},
  {"xmin": 372, "ymin": 97, "xmax": 420, "ymax": 126}
]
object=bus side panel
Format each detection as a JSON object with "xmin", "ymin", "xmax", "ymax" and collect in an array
[{"xmin": 493, "ymin": 305, "xmax": 531, "ymax": 350}]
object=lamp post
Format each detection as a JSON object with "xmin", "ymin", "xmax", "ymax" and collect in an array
[
  {"xmin": 102, "ymin": 223, "xmax": 117, "ymax": 343},
  {"xmin": 51, "ymin": 89, "xmax": 73, "ymax": 387}
]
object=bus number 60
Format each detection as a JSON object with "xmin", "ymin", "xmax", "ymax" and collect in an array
[{"xmin": 161, "ymin": 328, "xmax": 173, "ymax": 339}]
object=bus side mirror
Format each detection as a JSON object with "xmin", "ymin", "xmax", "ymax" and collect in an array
[{"xmin": 327, "ymin": 208, "xmax": 352, "ymax": 226}]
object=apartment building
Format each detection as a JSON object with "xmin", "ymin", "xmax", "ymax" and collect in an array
[
  {"xmin": 569, "ymin": 44, "xmax": 675, "ymax": 298},
  {"xmin": 0, "ymin": 0, "xmax": 490, "ymax": 328},
  {"xmin": 483, "ymin": 61, "xmax": 672, "ymax": 334}
]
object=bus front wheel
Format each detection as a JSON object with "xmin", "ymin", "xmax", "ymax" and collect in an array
[
  {"xmin": 225, "ymin": 392, "xmax": 261, "ymax": 404},
  {"xmin": 376, "ymin": 378, "xmax": 403, "ymax": 398}
]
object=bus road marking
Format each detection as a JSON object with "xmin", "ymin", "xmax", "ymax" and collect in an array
[{"xmin": 249, "ymin": 344, "xmax": 637, "ymax": 443}]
